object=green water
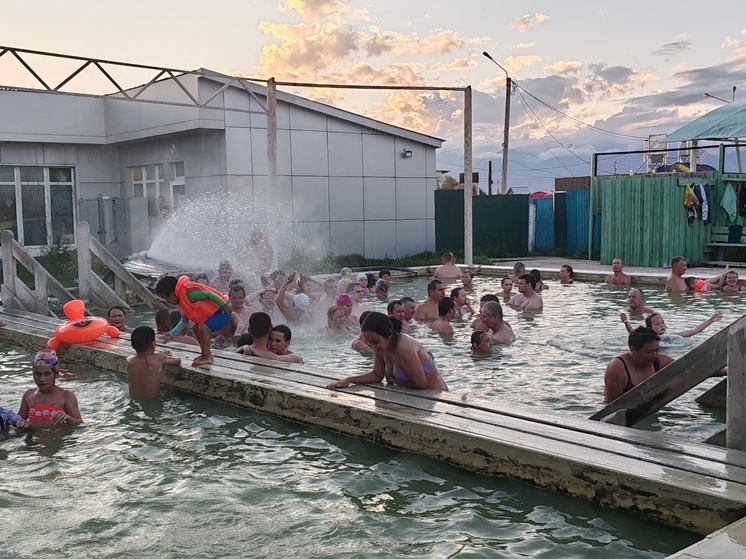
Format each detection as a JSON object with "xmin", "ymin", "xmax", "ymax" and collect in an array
[{"xmin": 1, "ymin": 345, "xmax": 700, "ymax": 558}]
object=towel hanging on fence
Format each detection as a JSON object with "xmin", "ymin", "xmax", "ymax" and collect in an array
[
  {"xmin": 698, "ymin": 184, "xmax": 712, "ymax": 225},
  {"xmin": 721, "ymin": 183, "xmax": 737, "ymax": 222},
  {"xmin": 683, "ymin": 184, "xmax": 698, "ymax": 208}
]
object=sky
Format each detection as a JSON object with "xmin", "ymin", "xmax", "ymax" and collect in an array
[{"xmin": 1, "ymin": 0, "xmax": 745, "ymax": 192}]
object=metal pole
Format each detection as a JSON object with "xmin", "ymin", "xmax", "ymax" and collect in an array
[
  {"xmin": 266, "ymin": 77, "xmax": 278, "ymax": 269},
  {"xmin": 501, "ymin": 77, "xmax": 511, "ymax": 194},
  {"xmin": 464, "ymin": 86, "xmax": 473, "ymax": 266},
  {"xmin": 488, "ymin": 160, "xmax": 493, "ymax": 195}
]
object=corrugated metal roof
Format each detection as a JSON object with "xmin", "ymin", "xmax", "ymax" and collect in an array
[{"xmin": 665, "ymin": 100, "xmax": 746, "ymax": 142}]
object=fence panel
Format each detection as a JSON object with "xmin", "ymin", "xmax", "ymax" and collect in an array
[
  {"xmin": 534, "ymin": 198, "xmax": 555, "ymax": 252},
  {"xmin": 566, "ymin": 190, "xmax": 591, "ymax": 255}
]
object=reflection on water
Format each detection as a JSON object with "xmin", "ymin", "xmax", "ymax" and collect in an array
[{"xmin": 1, "ymin": 345, "xmax": 699, "ymax": 558}]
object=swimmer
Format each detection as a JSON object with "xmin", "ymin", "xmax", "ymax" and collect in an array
[
  {"xmin": 470, "ymin": 331, "xmax": 493, "ymax": 355},
  {"xmin": 461, "ymin": 269, "xmax": 476, "ymax": 289},
  {"xmin": 127, "ymin": 326, "xmax": 182, "ymax": 399},
  {"xmin": 337, "ymin": 293, "xmax": 358, "ymax": 329},
  {"xmin": 210, "ymin": 260, "xmax": 235, "ymax": 294},
  {"xmin": 241, "ymin": 319, "xmax": 304, "ymax": 365},
  {"xmin": 529, "ymin": 269, "xmax": 549, "ymax": 291},
  {"xmin": 19, "ymin": 349, "xmax": 82, "ymax": 427},
  {"xmin": 346, "ymin": 282, "xmax": 373, "ymax": 316},
  {"xmin": 107, "ymin": 306, "xmax": 133, "ymax": 333},
  {"xmin": 471, "ymin": 294, "xmax": 500, "ymax": 330},
  {"xmin": 374, "ymin": 279, "xmax": 390, "ymax": 300},
  {"xmin": 722, "ymin": 270, "xmax": 746, "ymax": 292},
  {"xmin": 430, "ymin": 252, "xmax": 462, "ymax": 279},
  {"xmin": 351, "ymin": 311, "xmax": 373, "ymax": 353},
  {"xmin": 559, "ymin": 264, "xmax": 574, "ymax": 285},
  {"xmin": 499, "ymin": 277, "xmax": 513, "ymax": 301},
  {"xmin": 276, "ymin": 272, "xmax": 315, "ymax": 324},
  {"xmin": 317, "ymin": 306, "xmax": 351, "ymax": 335},
  {"xmin": 450, "ymin": 287, "xmax": 474, "ymax": 318},
  {"xmin": 507, "ymin": 274, "xmax": 543, "ymax": 311},
  {"xmin": 621, "ymin": 311, "xmax": 723, "ymax": 346},
  {"xmin": 0, "ymin": 406, "xmax": 27, "ymax": 429},
  {"xmin": 480, "ymin": 302, "xmax": 515, "ymax": 344},
  {"xmin": 605, "ymin": 258, "xmax": 632, "ymax": 286},
  {"xmin": 625, "ymin": 288, "xmax": 653, "ymax": 315},
  {"xmin": 155, "ymin": 309, "xmax": 199, "ymax": 346},
  {"xmin": 378, "ymin": 269, "xmax": 392, "ymax": 282},
  {"xmin": 337, "ymin": 267, "xmax": 353, "ymax": 294},
  {"xmin": 266, "ymin": 325, "xmax": 303, "ymax": 364},
  {"xmin": 328, "ymin": 312, "xmax": 448, "ymax": 391},
  {"xmin": 430, "ymin": 297, "xmax": 456, "ymax": 339},
  {"xmin": 510, "ymin": 262, "xmax": 526, "ymax": 284},
  {"xmin": 387, "ymin": 300, "xmax": 410, "ymax": 332},
  {"xmin": 413, "ymin": 279, "xmax": 445, "ymax": 320}
]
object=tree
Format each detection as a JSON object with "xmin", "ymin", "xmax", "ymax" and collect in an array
[{"xmin": 437, "ymin": 174, "xmax": 480, "ymax": 195}]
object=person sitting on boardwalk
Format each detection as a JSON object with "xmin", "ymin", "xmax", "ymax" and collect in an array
[
  {"xmin": 507, "ymin": 274, "xmax": 543, "ymax": 311},
  {"xmin": 431, "ymin": 297, "xmax": 456, "ymax": 339},
  {"xmin": 625, "ymin": 288, "xmax": 653, "ymax": 316},
  {"xmin": 604, "ymin": 327, "xmax": 674, "ymax": 403},
  {"xmin": 127, "ymin": 326, "xmax": 182, "ymax": 399},
  {"xmin": 480, "ymin": 301, "xmax": 515, "ymax": 344},
  {"xmin": 107, "ymin": 306, "xmax": 133, "ymax": 333},
  {"xmin": 605, "ymin": 258, "xmax": 632, "ymax": 286},
  {"xmin": 471, "ymin": 331, "xmax": 493, "ymax": 355},
  {"xmin": 328, "ymin": 312, "xmax": 448, "ymax": 391},
  {"xmin": 19, "ymin": 349, "xmax": 83, "ymax": 428},
  {"xmin": 155, "ymin": 274, "xmax": 236, "ymax": 367},
  {"xmin": 621, "ymin": 311, "xmax": 723, "ymax": 346},
  {"xmin": 413, "ymin": 279, "xmax": 445, "ymax": 320},
  {"xmin": 665, "ymin": 256, "xmax": 688, "ymax": 293}
]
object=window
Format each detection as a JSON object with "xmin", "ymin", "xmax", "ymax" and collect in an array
[
  {"xmin": 131, "ymin": 164, "xmax": 164, "ymax": 216},
  {"xmin": 0, "ymin": 166, "xmax": 75, "ymax": 246}
]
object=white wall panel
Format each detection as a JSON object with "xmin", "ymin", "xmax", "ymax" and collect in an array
[
  {"xmin": 290, "ymin": 130, "xmax": 328, "ymax": 176},
  {"xmin": 395, "ymin": 178, "xmax": 427, "ymax": 220},
  {"xmin": 396, "ymin": 220, "xmax": 427, "ymax": 257},
  {"xmin": 293, "ymin": 176, "xmax": 329, "ymax": 222},
  {"xmin": 364, "ymin": 220, "xmax": 397, "ymax": 258},
  {"xmin": 330, "ymin": 221, "xmax": 364, "ymax": 256},
  {"xmin": 329, "ymin": 176, "xmax": 363, "ymax": 221},
  {"xmin": 362, "ymin": 134, "xmax": 394, "ymax": 177},
  {"xmin": 328, "ymin": 132, "xmax": 362, "ymax": 177},
  {"xmin": 363, "ymin": 177, "xmax": 395, "ymax": 221}
]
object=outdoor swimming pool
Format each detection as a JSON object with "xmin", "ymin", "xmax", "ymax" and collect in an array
[{"xmin": 0, "ymin": 346, "xmax": 699, "ymax": 558}]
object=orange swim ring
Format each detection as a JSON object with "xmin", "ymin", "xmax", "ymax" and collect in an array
[{"xmin": 47, "ymin": 300, "xmax": 120, "ymax": 350}]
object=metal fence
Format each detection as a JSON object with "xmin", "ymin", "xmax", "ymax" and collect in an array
[{"xmin": 593, "ymin": 145, "xmax": 728, "ymax": 177}]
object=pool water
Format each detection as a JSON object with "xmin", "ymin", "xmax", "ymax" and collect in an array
[{"xmin": 0, "ymin": 346, "xmax": 699, "ymax": 559}]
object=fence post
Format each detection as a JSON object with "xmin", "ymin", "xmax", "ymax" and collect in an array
[
  {"xmin": 1, "ymin": 229, "xmax": 17, "ymax": 307},
  {"xmin": 727, "ymin": 318, "xmax": 746, "ymax": 450},
  {"xmin": 77, "ymin": 222, "xmax": 92, "ymax": 303}
]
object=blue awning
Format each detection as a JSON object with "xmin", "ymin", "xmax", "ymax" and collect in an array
[{"xmin": 664, "ymin": 99, "xmax": 746, "ymax": 142}]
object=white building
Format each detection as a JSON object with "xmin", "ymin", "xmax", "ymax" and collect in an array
[{"xmin": 0, "ymin": 68, "xmax": 443, "ymax": 262}]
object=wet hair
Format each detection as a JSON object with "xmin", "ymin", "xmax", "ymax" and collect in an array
[
  {"xmin": 500, "ymin": 277, "xmax": 512, "ymax": 287},
  {"xmin": 561, "ymin": 264, "xmax": 574, "ymax": 278},
  {"xmin": 108, "ymin": 305, "xmax": 126, "ymax": 320},
  {"xmin": 358, "ymin": 310, "xmax": 372, "ymax": 326},
  {"xmin": 229, "ymin": 284, "xmax": 246, "ymax": 296},
  {"xmin": 427, "ymin": 279, "xmax": 444, "ymax": 295},
  {"xmin": 481, "ymin": 301, "xmax": 503, "ymax": 319},
  {"xmin": 169, "ymin": 310, "xmax": 182, "ymax": 329},
  {"xmin": 442, "ymin": 252, "xmax": 455, "ymax": 262},
  {"xmin": 480, "ymin": 294, "xmax": 499, "ymax": 303},
  {"xmin": 471, "ymin": 330, "xmax": 487, "ymax": 349},
  {"xmin": 378, "ymin": 269, "xmax": 391, "ymax": 279},
  {"xmin": 155, "ymin": 309, "xmax": 170, "ymax": 331},
  {"xmin": 628, "ymin": 326, "xmax": 660, "ymax": 350},
  {"xmin": 131, "ymin": 326, "xmax": 155, "ymax": 353},
  {"xmin": 228, "ymin": 278, "xmax": 245, "ymax": 289},
  {"xmin": 155, "ymin": 275, "xmax": 178, "ymax": 296},
  {"xmin": 273, "ymin": 324, "xmax": 292, "ymax": 342},
  {"xmin": 386, "ymin": 300, "xmax": 403, "ymax": 314},
  {"xmin": 219, "ymin": 260, "xmax": 232, "ymax": 269},
  {"xmin": 462, "ymin": 270, "xmax": 476, "ymax": 279},
  {"xmin": 530, "ymin": 269, "xmax": 542, "ymax": 281},
  {"xmin": 346, "ymin": 282, "xmax": 359, "ymax": 294},
  {"xmin": 375, "ymin": 279, "xmax": 389, "ymax": 293},
  {"xmin": 513, "ymin": 262, "xmax": 525, "ymax": 273},
  {"xmin": 366, "ymin": 273, "xmax": 376, "ymax": 288},
  {"xmin": 361, "ymin": 312, "xmax": 402, "ymax": 347},
  {"xmin": 193, "ymin": 273, "xmax": 209, "ymax": 284},
  {"xmin": 644, "ymin": 313, "xmax": 662, "ymax": 328},
  {"xmin": 670, "ymin": 256, "xmax": 685, "ymax": 267},
  {"xmin": 684, "ymin": 277, "xmax": 697, "ymax": 288},
  {"xmin": 519, "ymin": 273, "xmax": 537, "ymax": 290},
  {"xmin": 438, "ymin": 296, "xmax": 456, "ymax": 317},
  {"xmin": 400, "ymin": 296, "xmax": 415, "ymax": 305},
  {"xmin": 450, "ymin": 287, "xmax": 464, "ymax": 299},
  {"xmin": 327, "ymin": 305, "xmax": 343, "ymax": 325},
  {"xmin": 248, "ymin": 312, "xmax": 272, "ymax": 338},
  {"xmin": 236, "ymin": 333, "xmax": 253, "ymax": 347}
]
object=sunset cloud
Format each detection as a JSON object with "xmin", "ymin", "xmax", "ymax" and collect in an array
[
  {"xmin": 722, "ymin": 36, "xmax": 740, "ymax": 48},
  {"xmin": 652, "ymin": 40, "xmax": 693, "ymax": 56},
  {"xmin": 508, "ymin": 13, "xmax": 551, "ymax": 32},
  {"xmin": 545, "ymin": 60, "xmax": 583, "ymax": 74},
  {"xmin": 504, "ymin": 54, "xmax": 542, "ymax": 73},
  {"xmin": 280, "ymin": 0, "xmax": 370, "ymax": 21},
  {"xmin": 514, "ymin": 42, "xmax": 535, "ymax": 49}
]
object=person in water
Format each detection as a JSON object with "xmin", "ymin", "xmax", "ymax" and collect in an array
[
  {"xmin": 19, "ymin": 349, "xmax": 83, "ymax": 427},
  {"xmin": 107, "ymin": 305, "xmax": 133, "ymax": 333},
  {"xmin": 604, "ymin": 327, "xmax": 674, "ymax": 403},
  {"xmin": 127, "ymin": 326, "xmax": 182, "ymax": 399},
  {"xmin": 621, "ymin": 311, "xmax": 723, "ymax": 346},
  {"xmin": 328, "ymin": 312, "xmax": 448, "ymax": 391},
  {"xmin": 470, "ymin": 331, "xmax": 493, "ymax": 354}
]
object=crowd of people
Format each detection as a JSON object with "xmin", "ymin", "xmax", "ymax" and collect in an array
[{"xmin": 1, "ymin": 252, "xmax": 740, "ymax": 434}]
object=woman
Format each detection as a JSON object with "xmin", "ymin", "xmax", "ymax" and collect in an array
[
  {"xmin": 328, "ymin": 312, "xmax": 448, "ymax": 391},
  {"xmin": 450, "ymin": 287, "xmax": 473, "ymax": 318},
  {"xmin": 471, "ymin": 330, "xmax": 493, "ymax": 354},
  {"xmin": 559, "ymin": 264, "xmax": 574, "ymax": 285},
  {"xmin": 108, "ymin": 306, "xmax": 133, "ymax": 333},
  {"xmin": 317, "ymin": 306, "xmax": 350, "ymax": 335},
  {"xmin": 499, "ymin": 277, "xmax": 513, "ymax": 300},
  {"xmin": 336, "ymin": 293, "xmax": 358, "ymax": 329},
  {"xmin": 530, "ymin": 269, "xmax": 549, "ymax": 291},
  {"xmin": 722, "ymin": 270, "xmax": 746, "ymax": 292}
]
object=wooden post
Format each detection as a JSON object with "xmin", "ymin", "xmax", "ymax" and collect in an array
[
  {"xmin": 463, "ymin": 85, "xmax": 473, "ymax": 266},
  {"xmin": 77, "ymin": 221, "xmax": 92, "ymax": 303},
  {"xmin": 726, "ymin": 318, "xmax": 746, "ymax": 450},
  {"xmin": 266, "ymin": 77, "xmax": 278, "ymax": 270},
  {"xmin": 1, "ymin": 229, "xmax": 17, "ymax": 307},
  {"xmin": 33, "ymin": 260, "xmax": 48, "ymax": 315}
]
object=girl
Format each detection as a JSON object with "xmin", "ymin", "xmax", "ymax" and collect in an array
[
  {"xmin": 621, "ymin": 311, "xmax": 722, "ymax": 346},
  {"xmin": 19, "ymin": 349, "xmax": 82, "ymax": 428}
]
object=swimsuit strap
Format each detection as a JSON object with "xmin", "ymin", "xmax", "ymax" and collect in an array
[
  {"xmin": 30, "ymin": 387, "xmax": 65, "ymax": 407},
  {"xmin": 614, "ymin": 356, "xmax": 635, "ymax": 393}
]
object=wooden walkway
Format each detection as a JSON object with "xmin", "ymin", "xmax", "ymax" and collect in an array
[{"xmin": 3, "ymin": 306, "xmax": 746, "ymax": 546}]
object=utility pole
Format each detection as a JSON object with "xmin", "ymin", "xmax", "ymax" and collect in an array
[
  {"xmin": 483, "ymin": 51, "xmax": 511, "ymax": 194},
  {"xmin": 488, "ymin": 160, "xmax": 493, "ymax": 195}
]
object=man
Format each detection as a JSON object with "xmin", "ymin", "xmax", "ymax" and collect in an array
[
  {"xmin": 665, "ymin": 256, "xmax": 688, "ymax": 293},
  {"xmin": 431, "ymin": 252, "xmax": 462, "ymax": 279},
  {"xmin": 237, "ymin": 312, "xmax": 272, "ymax": 356},
  {"xmin": 386, "ymin": 299, "xmax": 410, "ymax": 332},
  {"xmin": 374, "ymin": 280, "xmax": 390, "ymax": 300},
  {"xmin": 400, "ymin": 297, "xmax": 417, "ymax": 322},
  {"xmin": 347, "ymin": 282, "xmax": 373, "ymax": 316},
  {"xmin": 378, "ymin": 269, "xmax": 392, "ymax": 282},
  {"xmin": 605, "ymin": 258, "xmax": 632, "ymax": 286},
  {"xmin": 604, "ymin": 326, "xmax": 674, "ymax": 403},
  {"xmin": 210, "ymin": 260, "xmax": 234, "ymax": 294},
  {"xmin": 413, "ymin": 279, "xmax": 446, "ymax": 320},
  {"xmin": 266, "ymin": 325, "xmax": 303, "ymax": 364},
  {"xmin": 229, "ymin": 284, "xmax": 255, "ymax": 341},
  {"xmin": 480, "ymin": 301, "xmax": 515, "ymax": 344},
  {"xmin": 626, "ymin": 288, "xmax": 653, "ymax": 315},
  {"xmin": 431, "ymin": 297, "xmax": 456, "ymax": 338},
  {"xmin": 507, "ymin": 274, "xmax": 543, "ymax": 311}
]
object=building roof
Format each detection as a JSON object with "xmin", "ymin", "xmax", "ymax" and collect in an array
[{"xmin": 665, "ymin": 99, "xmax": 746, "ymax": 142}]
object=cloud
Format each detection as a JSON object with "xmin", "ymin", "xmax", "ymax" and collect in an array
[
  {"xmin": 652, "ymin": 40, "xmax": 693, "ymax": 56},
  {"xmin": 431, "ymin": 58, "xmax": 477, "ymax": 72},
  {"xmin": 722, "ymin": 36, "xmax": 740, "ymax": 48},
  {"xmin": 514, "ymin": 42, "xmax": 535, "ymax": 49},
  {"xmin": 507, "ymin": 13, "xmax": 551, "ymax": 32},
  {"xmin": 504, "ymin": 54, "xmax": 542, "ymax": 73},
  {"xmin": 545, "ymin": 61, "xmax": 583, "ymax": 74},
  {"xmin": 280, "ymin": 0, "xmax": 370, "ymax": 21}
]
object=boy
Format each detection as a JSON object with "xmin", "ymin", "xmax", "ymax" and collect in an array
[
  {"xmin": 155, "ymin": 275, "xmax": 236, "ymax": 366},
  {"xmin": 127, "ymin": 326, "xmax": 182, "ymax": 399}
]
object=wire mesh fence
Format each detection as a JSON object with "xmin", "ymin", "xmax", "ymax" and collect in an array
[{"xmin": 593, "ymin": 145, "xmax": 733, "ymax": 177}]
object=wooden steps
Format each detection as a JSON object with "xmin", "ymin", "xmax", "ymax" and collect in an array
[{"xmin": 3, "ymin": 306, "xmax": 746, "ymax": 536}]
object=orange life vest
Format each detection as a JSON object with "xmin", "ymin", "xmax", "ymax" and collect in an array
[{"xmin": 174, "ymin": 275, "xmax": 228, "ymax": 325}]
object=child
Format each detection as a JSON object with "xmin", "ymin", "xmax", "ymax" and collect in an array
[
  {"xmin": 19, "ymin": 349, "xmax": 82, "ymax": 428},
  {"xmin": 621, "ymin": 311, "xmax": 723, "ymax": 346},
  {"xmin": 155, "ymin": 275, "xmax": 236, "ymax": 367},
  {"xmin": 127, "ymin": 326, "xmax": 182, "ymax": 399}
]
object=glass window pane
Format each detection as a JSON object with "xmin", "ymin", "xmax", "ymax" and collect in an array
[
  {"xmin": 20, "ymin": 167, "xmax": 43, "ymax": 183},
  {"xmin": 0, "ymin": 166, "xmax": 14, "ymax": 182},
  {"xmin": 145, "ymin": 165, "xmax": 156, "ymax": 181},
  {"xmin": 21, "ymin": 184, "xmax": 47, "ymax": 245},
  {"xmin": 174, "ymin": 161, "xmax": 184, "ymax": 178},
  {"xmin": 0, "ymin": 184, "xmax": 18, "ymax": 237},
  {"xmin": 132, "ymin": 167, "xmax": 143, "ymax": 181},
  {"xmin": 51, "ymin": 184, "xmax": 75, "ymax": 244},
  {"xmin": 49, "ymin": 168, "xmax": 72, "ymax": 183},
  {"xmin": 134, "ymin": 184, "xmax": 144, "ymax": 197}
]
